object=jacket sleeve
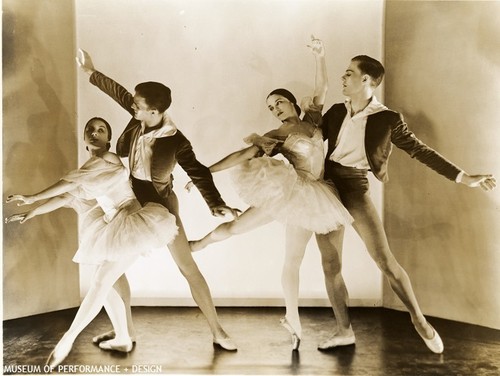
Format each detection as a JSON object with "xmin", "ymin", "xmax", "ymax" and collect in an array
[
  {"xmin": 89, "ymin": 71, "xmax": 135, "ymax": 116},
  {"xmin": 391, "ymin": 112, "xmax": 462, "ymax": 181},
  {"xmin": 320, "ymin": 106, "xmax": 330, "ymax": 141},
  {"xmin": 176, "ymin": 136, "xmax": 226, "ymax": 208}
]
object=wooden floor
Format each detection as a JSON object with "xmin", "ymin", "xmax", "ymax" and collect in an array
[{"xmin": 3, "ymin": 307, "xmax": 500, "ymax": 375}]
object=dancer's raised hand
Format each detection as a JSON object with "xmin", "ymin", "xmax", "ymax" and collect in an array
[
  {"xmin": 307, "ymin": 35, "xmax": 325, "ymax": 57},
  {"xmin": 76, "ymin": 49, "xmax": 96, "ymax": 75}
]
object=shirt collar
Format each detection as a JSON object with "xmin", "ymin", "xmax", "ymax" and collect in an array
[
  {"xmin": 344, "ymin": 96, "xmax": 388, "ymax": 117},
  {"xmin": 140, "ymin": 112, "xmax": 177, "ymax": 139}
]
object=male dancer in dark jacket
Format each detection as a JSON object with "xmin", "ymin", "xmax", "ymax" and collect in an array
[
  {"xmin": 315, "ymin": 55, "xmax": 495, "ymax": 354},
  {"xmin": 77, "ymin": 49, "xmax": 239, "ymax": 351}
]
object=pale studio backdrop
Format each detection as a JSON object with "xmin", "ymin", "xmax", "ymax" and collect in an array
[{"xmin": 75, "ymin": 0, "xmax": 385, "ymax": 307}]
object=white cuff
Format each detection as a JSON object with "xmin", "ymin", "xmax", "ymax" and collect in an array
[{"xmin": 455, "ymin": 171, "xmax": 465, "ymax": 183}]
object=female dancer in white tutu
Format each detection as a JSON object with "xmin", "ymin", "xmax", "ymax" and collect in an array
[
  {"xmin": 5, "ymin": 117, "xmax": 178, "ymax": 368},
  {"xmin": 189, "ymin": 37, "xmax": 352, "ymax": 350}
]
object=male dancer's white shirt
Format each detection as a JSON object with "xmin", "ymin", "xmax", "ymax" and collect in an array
[
  {"xmin": 130, "ymin": 113, "xmax": 177, "ymax": 181},
  {"xmin": 329, "ymin": 96, "xmax": 387, "ymax": 169}
]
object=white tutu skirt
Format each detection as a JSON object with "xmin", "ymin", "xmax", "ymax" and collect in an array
[
  {"xmin": 231, "ymin": 157, "xmax": 353, "ymax": 233},
  {"xmin": 73, "ymin": 199, "xmax": 178, "ymax": 264}
]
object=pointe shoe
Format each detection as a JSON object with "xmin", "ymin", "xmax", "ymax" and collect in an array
[
  {"xmin": 46, "ymin": 342, "xmax": 73, "ymax": 370},
  {"xmin": 317, "ymin": 334, "xmax": 356, "ymax": 350},
  {"xmin": 92, "ymin": 330, "xmax": 136, "ymax": 344},
  {"xmin": 92, "ymin": 330, "xmax": 115, "ymax": 344},
  {"xmin": 213, "ymin": 337, "xmax": 238, "ymax": 351},
  {"xmin": 280, "ymin": 317, "xmax": 301, "ymax": 351},
  {"xmin": 98, "ymin": 339, "xmax": 134, "ymax": 353},
  {"xmin": 416, "ymin": 323, "xmax": 444, "ymax": 354}
]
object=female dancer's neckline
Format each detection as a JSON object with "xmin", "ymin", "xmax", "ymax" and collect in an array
[{"xmin": 278, "ymin": 121, "xmax": 314, "ymax": 138}]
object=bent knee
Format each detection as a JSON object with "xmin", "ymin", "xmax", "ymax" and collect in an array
[
  {"xmin": 376, "ymin": 258, "xmax": 403, "ymax": 280},
  {"xmin": 321, "ymin": 257, "xmax": 343, "ymax": 275}
]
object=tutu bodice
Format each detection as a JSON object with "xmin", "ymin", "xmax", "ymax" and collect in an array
[
  {"xmin": 279, "ymin": 129, "xmax": 325, "ymax": 180},
  {"xmin": 63, "ymin": 157, "xmax": 135, "ymax": 221},
  {"xmin": 61, "ymin": 156, "xmax": 178, "ymax": 264}
]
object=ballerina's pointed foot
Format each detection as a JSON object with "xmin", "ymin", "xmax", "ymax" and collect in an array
[
  {"xmin": 92, "ymin": 330, "xmax": 136, "ymax": 344},
  {"xmin": 317, "ymin": 333, "xmax": 356, "ymax": 351},
  {"xmin": 92, "ymin": 330, "xmax": 115, "ymax": 344},
  {"xmin": 98, "ymin": 339, "xmax": 134, "ymax": 353},
  {"xmin": 188, "ymin": 240, "xmax": 203, "ymax": 252},
  {"xmin": 415, "ymin": 323, "xmax": 444, "ymax": 354},
  {"xmin": 46, "ymin": 341, "xmax": 73, "ymax": 370},
  {"xmin": 213, "ymin": 337, "xmax": 238, "ymax": 351},
  {"xmin": 280, "ymin": 317, "xmax": 301, "ymax": 351}
]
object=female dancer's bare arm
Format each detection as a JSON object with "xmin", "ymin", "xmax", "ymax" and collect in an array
[
  {"xmin": 5, "ymin": 195, "xmax": 73, "ymax": 224},
  {"xmin": 310, "ymin": 35, "xmax": 328, "ymax": 106},
  {"xmin": 302, "ymin": 36, "xmax": 328, "ymax": 111},
  {"xmin": 6, "ymin": 180, "xmax": 77, "ymax": 207},
  {"xmin": 209, "ymin": 145, "xmax": 260, "ymax": 173}
]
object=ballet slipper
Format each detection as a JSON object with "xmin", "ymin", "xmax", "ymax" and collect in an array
[
  {"xmin": 92, "ymin": 330, "xmax": 136, "ymax": 344},
  {"xmin": 415, "ymin": 323, "xmax": 444, "ymax": 354},
  {"xmin": 92, "ymin": 330, "xmax": 115, "ymax": 344},
  {"xmin": 46, "ymin": 340, "xmax": 73, "ymax": 370},
  {"xmin": 280, "ymin": 317, "xmax": 301, "ymax": 351},
  {"xmin": 213, "ymin": 337, "xmax": 238, "ymax": 351},
  {"xmin": 317, "ymin": 333, "xmax": 356, "ymax": 350},
  {"xmin": 98, "ymin": 339, "xmax": 134, "ymax": 353}
]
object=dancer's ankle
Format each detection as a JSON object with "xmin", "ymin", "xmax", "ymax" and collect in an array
[
  {"xmin": 335, "ymin": 324, "xmax": 354, "ymax": 337},
  {"xmin": 189, "ymin": 240, "xmax": 203, "ymax": 252},
  {"xmin": 284, "ymin": 315, "xmax": 302, "ymax": 338}
]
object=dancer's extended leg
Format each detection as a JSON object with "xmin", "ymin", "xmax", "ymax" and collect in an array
[
  {"xmin": 165, "ymin": 192, "xmax": 242, "ymax": 350},
  {"xmin": 190, "ymin": 206, "xmax": 273, "ymax": 251},
  {"xmin": 343, "ymin": 190, "xmax": 442, "ymax": 352}
]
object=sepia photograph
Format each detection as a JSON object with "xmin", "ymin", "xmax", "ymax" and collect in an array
[{"xmin": 2, "ymin": 0, "xmax": 500, "ymax": 375}]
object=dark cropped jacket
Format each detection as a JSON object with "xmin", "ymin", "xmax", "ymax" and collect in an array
[{"xmin": 321, "ymin": 103, "xmax": 461, "ymax": 183}]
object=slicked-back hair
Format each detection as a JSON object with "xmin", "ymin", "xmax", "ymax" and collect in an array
[
  {"xmin": 135, "ymin": 81, "xmax": 172, "ymax": 113},
  {"xmin": 352, "ymin": 55, "xmax": 385, "ymax": 88}
]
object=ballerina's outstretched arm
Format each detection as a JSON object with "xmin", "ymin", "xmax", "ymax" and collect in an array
[
  {"xmin": 5, "ymin": 195, "xmax": 73, "ymax": 224},
  {"xmin": 6, "ymin": 179, "xmax": 77, "ymax": 207},
  {"xmin": 185, "ymin": 145, "xmax": 260, "ymax": 192},
  {"xmin": 209, "ymin": 145, "xmax": 260, "ymax": 173},
  {"xmin": 184, "ymin": 135, "xmax": 285, "ymax": 192},
  {"xmin": 5, "ymin": 179, "xmax": 77, "ymax": 224}
]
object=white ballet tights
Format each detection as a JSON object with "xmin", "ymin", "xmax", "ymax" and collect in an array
[
  {"xmin": 55, "ymin": 255, "xmax": 138, "ymax": 354},
  {"xmin": 282, "ymin": 225, "xmax": 313, "ymax": 338}
]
